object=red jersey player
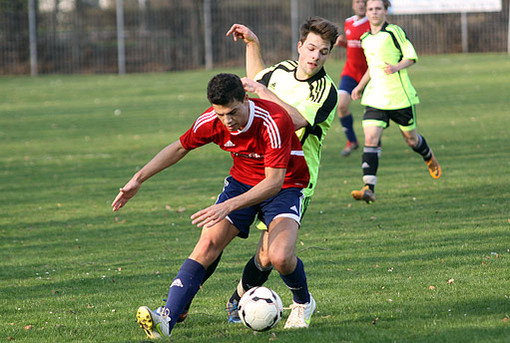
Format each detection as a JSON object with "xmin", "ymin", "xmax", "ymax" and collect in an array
[
  {"xmin": 112, "ymin": 73, "xmax": 313, "ymax": 339},
  {"xmin": 336, "ymin": 0, "xmax": 371, "ymax": 157}
]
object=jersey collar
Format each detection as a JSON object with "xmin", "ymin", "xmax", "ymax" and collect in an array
[
  {"xmin": 294, "ymin": 67, "xmax": 326, "ymax": 84},
  {"xmin": 231, "ymin": 100, "xmax": 255, "ymax": 135}
]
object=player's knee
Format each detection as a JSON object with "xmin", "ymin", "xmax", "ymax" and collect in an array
[
  {"xmin": 268, "ymin": 250, "xmax": 294, "ymax": 274},
  {"xmin": 337, "ymin": 102, "xmax": 350, "ymax": 117}
]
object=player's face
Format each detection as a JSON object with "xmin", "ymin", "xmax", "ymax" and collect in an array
[
  {"xmin": 352, "ymin": 0, "xmax": 366, "ymax": 17},
  {"xmin": 296, "ymin": 32, "xmax": 331, "ymax": 80},
  {"xmin": 366, "ymin": 0, "xmax": 387, "ymax": 26},
  {"xmin": 213, "ymin": 96, "xmax": 250, "ymax": 132}
]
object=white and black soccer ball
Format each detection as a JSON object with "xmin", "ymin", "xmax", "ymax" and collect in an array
[{"xmin": 238, "ymin": 286, "xmax": 283, "ymax": 331}]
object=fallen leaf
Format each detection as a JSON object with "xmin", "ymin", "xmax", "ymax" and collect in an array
[
  {"xmin": 503, "ymin": 317, "xmax": 508, "ymax": 323},
  {"xmin": 447, "ymin": 278, "xmax": 454, "ymax": 285},
  {"xmin": 429, "ymin": 285, "xmax": 436, "ymax": 290},
  {"xmin": 117, "ymin": 267, "xmax": 122, "ymax": 272},
  {"xmin": 372, "ymin": 317, "xmax": 379, "ymax": 325},
  {"xmin": 24, "ymin": 325, "xmax": 32, "ymax": 330},
  {"xmin": 177, "ymin": 207, "xmax": 186, "ymax": 213},
  {"xmin": 7, "ymin": 337, "xmax": 14, "ymax": 341},
  {"xmin": 87, "ymin": 304, "xmax": 94, "ymax": 308},
  {"xmin": 153, "ymin": 271, "xmax": 160, "ymax": 275}
]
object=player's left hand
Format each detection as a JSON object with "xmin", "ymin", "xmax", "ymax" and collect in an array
[
  {"xmin": 241, "ymin": 77, "xmax": 263, "ymax": 94},
  {"xmin": 384, "ymin": 62, "xmax": 399, "ymax": 74},
  {"xmin": 191, "ymin": 203, "xmax": 232, "ymax": 228}
]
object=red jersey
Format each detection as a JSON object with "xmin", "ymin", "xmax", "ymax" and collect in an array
[
  {"xmin": 179, "ymin": 98, "xmax": 309, "ymax": 189},
  {"xmin": 340, "ymin": 15, "xmax": 370, "ymax": 82}
]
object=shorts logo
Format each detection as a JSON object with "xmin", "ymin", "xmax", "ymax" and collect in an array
[
  {"xmin": 408, "ymin": 118, "xmax": 414, "ymax": 124},
  {"xmin": 290, "ymin": 205, "xmax": 298, "ymax": 213},
  {"xmin": 171, "ymin": 278, "xmax": 184, "ymax": 288},
  {"xmin": 362, "ymin": 162, "xmax": 370, "ymax": 169}
]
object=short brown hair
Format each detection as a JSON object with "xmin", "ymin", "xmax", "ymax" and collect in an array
[
  {"xmin": 299, "ymin": 17, "xmax": 339, "ymax": 51},
  {"xmin": 365, "ymin": 0, "xmax": 391, "ymax": 10}
]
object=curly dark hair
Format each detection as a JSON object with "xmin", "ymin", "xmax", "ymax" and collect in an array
[{"xmin": 207, "ymin": 73, "xmax": 245, "ymax": 105}]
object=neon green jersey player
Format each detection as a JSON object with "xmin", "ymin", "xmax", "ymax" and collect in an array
[
  {"xmin": 253, "ymin": 59, "xmax": 338, "ymax": 199},
  {"xmin": 172, "ymin": 18, "xmax": 339, "ymax": 328},
  {"xmin": 350, "ymin": 0, "xmax": 442, "ymax": 204},
  {"xmin": 223, "ymin": 18, "xmax": 339, "ymax": 327}
]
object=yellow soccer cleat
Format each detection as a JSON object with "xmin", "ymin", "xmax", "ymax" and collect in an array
[
  {"xmin": 351, "ymin": 185, "xmax": 376, "ymax": 204},
  {"xmin": 426, "ymin": 152, "xmax": 442, "ymax": 179}
]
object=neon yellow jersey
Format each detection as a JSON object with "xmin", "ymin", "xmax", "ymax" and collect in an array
[
  {"xmin": 360, "ymin": 23, "xmax": 420, "ymax": 110},
  {"xmin": 255, "ymin": 60, "xmax": 338, "ymax": 197}
]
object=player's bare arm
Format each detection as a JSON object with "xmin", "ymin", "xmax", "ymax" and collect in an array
[
  {"xmin": 226, "ymin": 24, "xmax": 265, "ymax": 79},
  {"xmin": 384, "ymin": 58, "xmax": 415, "ymax": 75},
  {"xmin": 190, "ymin": 167, "xmax": 286, "ymax": 228},
  {"xmin": 241, "ymin": 78, "xmax": 309, "ymax": 130},
  {"xmin": 111, "ymin": 140, "xmax": 189, "ymax": 212},
  {"xmin": 351, "ymin": 68, "xmax": 371, "ymax": 100}
]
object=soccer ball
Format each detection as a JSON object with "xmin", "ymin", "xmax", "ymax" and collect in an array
[{"xmin": 238, "ymin": 286, "xmax": 283, "ymax": 331}]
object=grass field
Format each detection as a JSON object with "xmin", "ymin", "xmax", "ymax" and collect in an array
[{"xmin": 1, "ymin": 53, "xmax": 509, "ymax": 342}]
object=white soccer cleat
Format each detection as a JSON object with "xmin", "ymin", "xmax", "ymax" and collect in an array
[
  {"xmin": 136, "ymin": 306, "xmax": 171, "ymax": 339},
  {"xmin": 283, "ymin": 294, "xmax": 316, "ymax": 329}
]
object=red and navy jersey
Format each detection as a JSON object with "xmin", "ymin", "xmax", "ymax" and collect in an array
[
  {"xmin": 340, "ymin": 15, "xmax": 370, "ymax": 82},
  {"xmin": 179, "ymin": 98, "xmax": 309, "ymax": 189}
]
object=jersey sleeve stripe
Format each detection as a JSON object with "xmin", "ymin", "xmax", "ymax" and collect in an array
[
  {"xmin": 193, "ymin": 110, "xmax": 216, "ymax": 132},
  {"xmin": 254, "ymin": 107, "xmax": 282, "ymax": 149}
]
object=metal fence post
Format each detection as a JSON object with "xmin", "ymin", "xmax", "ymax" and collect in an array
[
  {"xmin": 290, "ymin": 0, "xmax": 298, "ymax": 60},
  {"xmin": 117, "ymin": 0, "xmax": 126, "ymax": 75},
  {"xmin": 204, "ymin": 0, "xmax": 213, "ymax": 70},
  {"xmin": 461, "ymin": 12, "xmax": 468, "ymax": 53},
  {"xmin": 28, "ymin": 0, "xmax": 38, "ymax": 76}
]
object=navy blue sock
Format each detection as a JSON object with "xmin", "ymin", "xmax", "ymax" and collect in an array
[
  {"xmin": 164, "ymin": 259, "xmax": 206, "ymax": 331},
  {"xmin": 340, "ymin": 114, "xmax": 357, "ymax": 143},
  {"xmin": 279, "ymin": 258, "xmax": 310, "ymax": 304}
]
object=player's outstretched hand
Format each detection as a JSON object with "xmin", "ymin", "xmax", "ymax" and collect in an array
[
  {"xmin": 226, "ymin": 24, "xmax": 259, "ymax": 45},
  {"xmin": 191, "ymin": 202, "xmax": 232, "ymax": 229},
  {"xmin": 111, "ymin": 179, "xmax": 141, "ymax": 212}
]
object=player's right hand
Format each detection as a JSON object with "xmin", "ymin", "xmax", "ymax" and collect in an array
[
  {"xmin": 111, "ymin": 179, "xmax": 141, "ymax": 211},
  {"xmin": 225, "ymin": 24, "xmax": 258, "ymax": 45}
]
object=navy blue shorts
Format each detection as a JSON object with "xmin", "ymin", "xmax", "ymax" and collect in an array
[
  {"xmin": 338, "ymin": 75, "xmax": 358, "ymax": 94},
  {"xmin": 216, "ymin": 176, "xmax": 304, "ymax": 239}
]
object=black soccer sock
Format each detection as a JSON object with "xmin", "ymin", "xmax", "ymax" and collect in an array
[
  {"xmin": 229, "ymin": 255, "xmax": 273, "ymax": 303},
  {"xmin": 412, "ymin": 134, "xmax": 432, "ymax": 161},
  {"xmin": 362, "ymin": 146, "xmax": 379, "ymax": 190}
]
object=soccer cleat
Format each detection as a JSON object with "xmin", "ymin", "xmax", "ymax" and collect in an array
[
  {"xmin": 426, "ymin": 152, "xmax": 441, "ymax": 179},
  {"xmin": 351, "ymin": 185, "xmax": 376, "ymax": 203},
  {"xmin": 284, "ymin": 294, "xmax": 316, "ymax": 329},
  {"xmin": 136, "ymin": 306, "xmax": 171, "ymax": 339},
  {"xmin": 226, "ymin": 299, "xmax": 242, "ymax": 323},
  {"xmin": 341, "ymin": 141, "xmax": 359, "ymax": 157}
]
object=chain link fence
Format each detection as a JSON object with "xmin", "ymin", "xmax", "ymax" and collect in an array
[{"xmin": 1, "ymin": 0, "xmax": 509, "ymax": 75}]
